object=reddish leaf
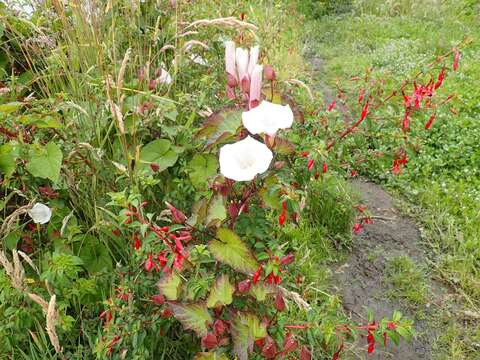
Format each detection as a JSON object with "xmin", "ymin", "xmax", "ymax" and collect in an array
[
  {"xmin": 280, "ymin": 253, "xmax": 295, "ymax": 266},
  {"xmin": 300, "ymin": 346, "xmax": 312, "ymax": 360},
  {"xmin": 214, "ymin": 319, "xmax": 227, "ymax": 336},
  {"xmin": 425, "ymin": 113, "xmax": 436, "ymax": 130},
  {"xmin": 283, "ymin": 333, "xmax": 298, "ymax": 353},
  {"xmin": 352, "ymin": 223, "xmax": 363, "ymax": 234},
  {"xmin": 275, "ymin": 292, "xmax": 286, "ymax": 312},
  {"xmin": 201, "ymin": 333, "xmax": 218, "ymax": 350},
  {"xmin": 261, "ymin": 337, "xmax": 277, "ymax": 359},
  {"xmin": 359, "ymin": 100, "xmax": 370, "ymax": 121},
  {"xmin": 253, "ymin": 266, "xmax": 263, "ymax": 284},
  {"xmin": 151, "ymin": 294, "xmax": 165, "ymax": 305}
]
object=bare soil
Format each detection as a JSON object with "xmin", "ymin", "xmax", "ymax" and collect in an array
[{"xmin": 334, "ymin": 179, "xmax": 445, "ymax": 359}]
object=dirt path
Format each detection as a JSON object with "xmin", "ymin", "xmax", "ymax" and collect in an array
[{"xmin": 334, "ymin": 180, "xmax": 444, "ymax": 359}]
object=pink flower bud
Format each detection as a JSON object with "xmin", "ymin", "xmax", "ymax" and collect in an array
[
  {"xmin": 249, "ymin": 64, "xmax": 263, "ymax": 109},
  {"xmin": 225, "ymin": 41, "xmax": 237, "ymax": 84},
  {"xmin": 148, "ymin": 79, "xmax": 157, "ymax": 90},
  {"xmin": 264, "ymin": 65, "xmax": 276, "ymax": 81},
  {"xmin": 247, "ymin": 45, "xmax": 260, "ymax": 76}
]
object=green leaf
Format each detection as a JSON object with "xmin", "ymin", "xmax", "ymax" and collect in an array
[
  {"xmin": 206, "ymin": 274, "xmax": 234, "ymax": 308},
  {"xmin": 3, "ymin": 230, "xmax": 21, "ymax": 250},
  {"xmin": 157, "ymin": 272, "xmax": 182, "ymax": 300},
  {"xmin": 78, "ymin": 236, "xmax": 112, "ymax": 274},
  {"xmin": 205, "ymin": 195, "xmax": 226, "ymax": 227},
  {"xmin": 231, "ymin": 313, "xmax": 267, "ymax": 360},
  {"xmin": 272, "ymin": 137, "xmax": 295, "ymax": 155},
  {"xmin": 188, "ymin": 154, "xmax": 218, "ymax": 190},
  {"xmin": 170, "ymin": 302, "xmax": 212, "ymax": 336},
  {"xmin": 194, "ymin": 353, "xmax": 228, "ymax": 360},
  {"xmin": 26, "ymin": 142, "xmax": 63, "ymax": 182},
  {"xmin": 248, "ymin": 282, "xmax": 274, "ymax": 302},
  {"xmin": 18, "ymin": 114, "xmax": 62, "ymax": 129},
  {"xmin": 195, "ymin": 107, "xmax": 242, "ymax": 149},
  {"xmin": 0, "ymin": 102, "xmax": 22, "ymax": 114},
  {"xmin": 259, "ymin": 176, "xmax": 282, "ymax": 210},
  {"xmin": 139, "ymin": 139, "xmax": 178, "ymax": 173},
  {"xmin": 209, "ymin": 228, "xmax": 258, "ymax": 275},
  {"xmin": 0, "ymin": 143, "xmax": 18, "ymax": 177}
]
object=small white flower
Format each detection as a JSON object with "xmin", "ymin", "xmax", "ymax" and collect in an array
[
  {"xmin": 157, "ymin": 68, "xmax": 172, "ymax": 85},
  {"xmin": 242, "ymin": 100, "xmax": 294, "ymax": 135},
  {"xmin": 190, "ymin": 53, "xmax": 208, "ymax": 66},
  {"xmin": 219, "ymin": 136, "xmax": 273, "ymax": 182},
  {"xmin": 28, "ymin": 203, "xmax": 52, "ymax": 224}
]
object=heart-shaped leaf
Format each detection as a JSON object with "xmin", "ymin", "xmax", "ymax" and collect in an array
[
  {"xmin": 139, "ymin": 139, "xmax": 178, "ymax": 173},
  {"xmin": 188, "ymin": 154, "xmax": 218, "ymax": 190},
  {"xmin": 157, "ymin": 272, "xmax": 182, "ymax": 300},
  {"xmin": 207, "ymin": 274, "xmax": 234, "ymax": 308},
  {"xmin": 231, "ymin": 313, "xmax": 267, "ymax": 360},
  {"xmin": 209, "ymin": 228, "xmax": 258, "ymax": 275},
  {"xmin": 26, "ymin": 142, "xmax": 63, "ymax": 182},
  {"xmin": 170, "ymin": 302, "xmax": 212, "ymax": 336}
]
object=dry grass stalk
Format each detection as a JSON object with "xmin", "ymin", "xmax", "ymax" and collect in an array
[
  {"xmin": 117, "ymin": 48, "xmax": 131, "ymax": 102},
  {"xmin": 18, "ymin": 250, "xmax": 39, "ymax": 275},
  {"xmin": 46, "ymin": 295, "xmax": 62, "ymax": 354},
  {"xmin": 28, "ymin": 293, "xmax": 49, "ymax": 313},
  {"xmin": 160, "ymin": 44, "xmax": 176, "ymax": 53},
  {"xmin": 278, "ymin": 286, "xmax": 312, "ymax": 311},
  {"xmin": 182, "ymin": 40, "xmax": 209, "ymax": 52},
  {"xmin": 284, "ymin": 79, "xmax": 315, "ymax": 101},
  {"xmin": 0, "ymin": 250, "xmax": 26, "ymax": 292},
  {"xmin": 185, "ymin": 17, "xmax": 258, "ymax": 31},
  {"xmin": 105, "ymin": 75, "xmax": 125, "ymax": 134},
  {"xmin": 0, "ymin": 203, "xmax": 31, "ymax": 236}
]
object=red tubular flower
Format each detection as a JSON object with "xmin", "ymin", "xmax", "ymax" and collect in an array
[
  {"xmin": 322, "ymin": 162, "xmax": 328, "ymax": 174},
  {"xmin": 301, "ymin": 151, "xmax": 310, "ymax": 158},
  {"xmin": 387, "ymin": 321, "xmax": 397, "ymax": 330},
  {"xmin": 393, "ymin": 159, "xmax": 401, "ymax": 175},
  {"xmin": 307, "ymin": 159, "xmax": 315, "ymax": 171},
  {"xmin": 214, "ymin": 320, "xmax": 227, "ymax": 336},
  {"xmin": 363, "ymin": 217, "xmax": 374, "ymax": 225},
  {"xmin": 358, "ymin": 88, "xmax": 365, "ymax": 103},
  {"xmin": 252, "ymin": 266, "xmax": 263, "ymax": 284},
  {"xmin": 434, "ymin": 67, "xmax": 446, "ymax": 90},
  {"xmin": 165, "ymin": 202, "xmax": 187, "ymax": 224},
  {"xmin": 353, "ymin": 223, "xmax": 363, "ymax": 234},
  {"xmin": 238, "ymin": 279, "xmax": 251, "ymax": 293},
  {"xmin": 402, "ymin": 110, "xmax": 410, "ymax": 132},
  {"xmin": 351, "ymin": 169, "xmax": 358, "ymax": 177},
  {"xmin": 384, "ymin": 331, "xmax": 388, "ymax": 347},
  {"xmin": 133, "ymin": 235, "xmax": 141, "ymax": 250},
  {"xmin": 327, "ymin": 98, "xmax": 337, "ymax": 112},
  {"xmin": 359, "ymin": 100, "xmax": 370, "ymax": 121},
  {"xmin": 453, "ymin": 49, "xmax": 460, "ymax": 71},
  {"xmin": 425, "ymin": 112, "xmax": 436, "ymax": 130},
  {"xmin": 151, "ymin": 294, "xmax": 165, "ymax": 305},
  {"xmin": 367, "ymin": 331, "xmax": 375, "ymax": 353},
  {"xmin": 280, "ymin": 253, "xmax": 295, "ymax": 266},
  {"xmin": 144, "ymin": 254, "xmax": 159, "ymax": 272},
  {"xmin": 278, "ymin": 213, "xmax": 286, "ymax": 226}
]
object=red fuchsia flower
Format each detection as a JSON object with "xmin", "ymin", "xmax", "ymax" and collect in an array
[
  {"xmin": 111, "ymin": 228, "xmax": 120, "ymax": 236},
  {"xmin": 150, "ymin": 163, "xmax": 160, "ymax": 172},
  {"xmin": 351, "ymin": 169, "xmax": 358, "ymax": 177},
  {"xmin": 402, "ymin": 110, "xmax": 410, "ymax": 132},
  {"xmin": 266, "ymin": 272, "xmax": 281, "ymax": 285},
  {"xmin": 151, "ymin": 294, "xmax": 165, "ymax": 305},
  {"xmin": 453, "ymin": 49, "xmax": 460, "ymax": 71},
  {"xmin": 165, "ymin": 202, "xmax": 187, "ymax": 224},
  {"xmin": 353, "ymin": 223, "xmax": 363, "ymax": 234},
  {"xmin": 393, "ymin": 159, "xmax": 401, "ymax": 175},
  {"xmin": 252, "ymin": 266, "xmax": 263, "ymax": 284},
  {"xmin": 402, "ymin": 91, "xmax": 411, "ymax": 108},
  {"xmin": 144, "ymin": 254, "xmax": 159, "ymax": 272},
  {"xmin": 278, "ymin": 200, "xmax": 287, "ymax": 226},
  {"xmin": 363, "ymin": 217, "xmax": 374, "ymax": 225},
  {"xmin": 307, "ymin": 159, "xmax": 315, "ymax": 171},
  {"xmin": 387, "ymin": 321, "xmax": 397, "ymax": 330},
  {"xmin": 327, "ymin": 98, "xmax": 337, "ymax": 112},
  {"xmin": 157, "ymin": 251, "xmax": 168, "ymax": 267},
  {"xmin": 425, "ymin": 112, "xmax": 436, "ymax": 130},
  {"xmin": 280, "ymin": 253, "xmax": 295, "ymax": 266},
  {"xmin": 300, "ymin": 346, "xmax": 312, "ymax": 360},
  {"xmin": 133, "ymin": 234, "xmax": 141, "ymax": 250},
  {"xmin": 434, "ymin": 67, "xmax": 446, "ymax": 90},
  {"xmin": 314, "ymin": 171, "xmax": 320, "ymax": 179},
  {"xmin": 358, "ymin": 88, "xmax": 365, "ymax": 103},
  {"xmin": 301, "ymin": 151, "xmax": 309, "ymax": 157},
  {"xmin": 249, "ymin": 65, "xmax": 263, "ymax": 109},
  {"xmin": 360, "ymin": 99, "xmax": 370, "ymax": 121},
  {"xmin": 275, "ymin": 291, "xmax": 286, "ymax": 312},
  {"xmin": 161, "ymin": 307, "xmax": 173, "ymax": 318},
  {"xmin": 99, "ymin": 310, "xmax": 113, "ymax": 324},
  {"xmin": 322, "ymin": 162, "xmax": 328, "ymax": 174},
  {"xmin": 367, "ymin": 330, "xmax": 375, "ymax": 353}
]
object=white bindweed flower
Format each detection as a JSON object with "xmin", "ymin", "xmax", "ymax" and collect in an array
[
  {"xmin": 242, "ymin": 100, "xmax": 294, "ymax": 135},
  {"xmin": 219, "ymin": 136, "xmax": 273, "ymax": 181},
  {"xmin": 28, "ymin": 203, "xmax": 52, "ymax": 224},
  {"xmin": 157, "ymin": 68, "xmax": 172, "ymax": 85},
  {"xmin": 190, "ymin": 53, "xmax": 208, "ymax": 65}
]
